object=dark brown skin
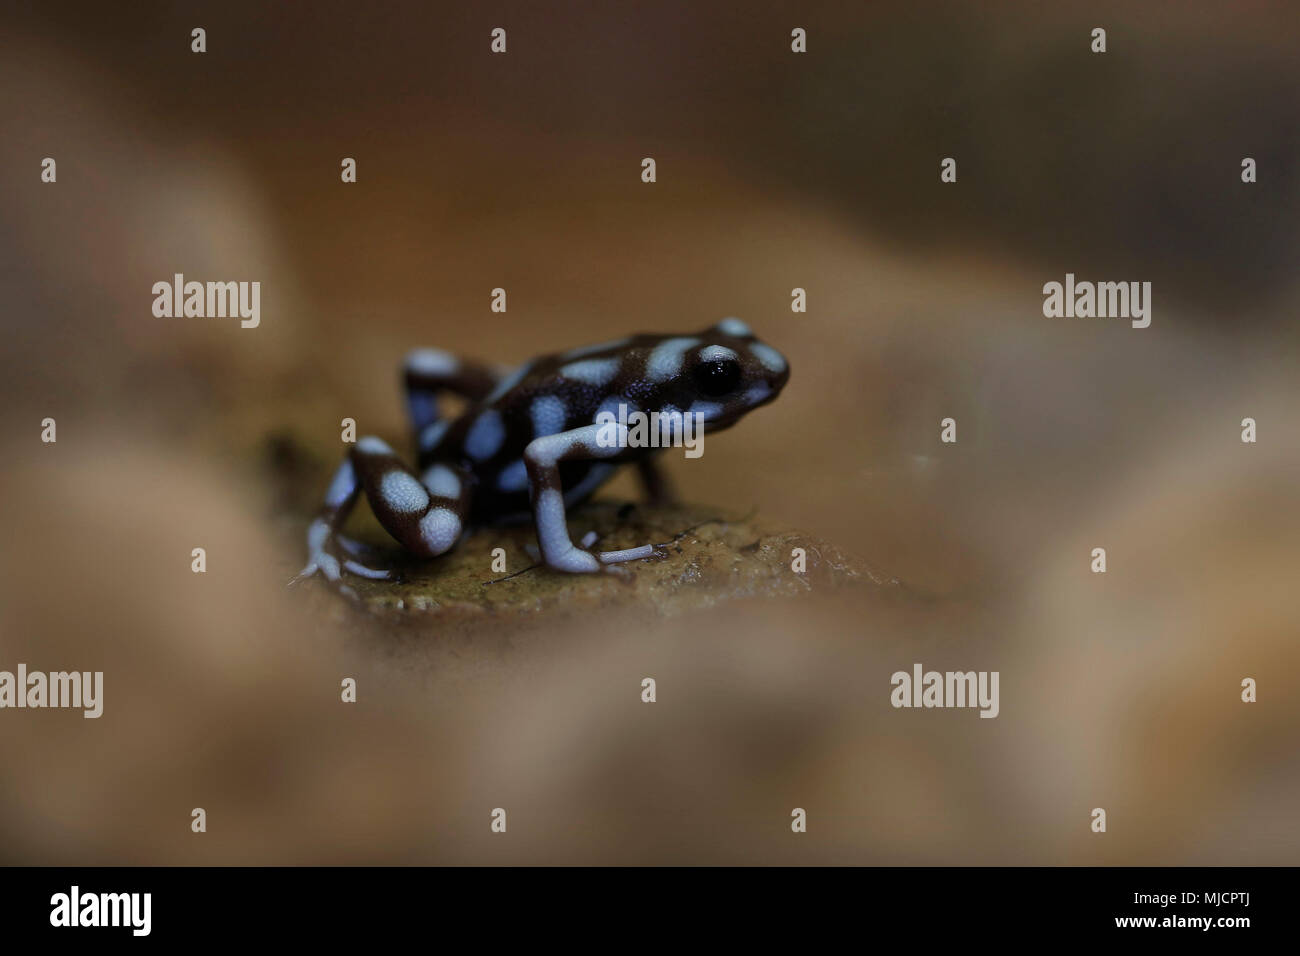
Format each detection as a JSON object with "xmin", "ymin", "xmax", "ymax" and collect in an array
[{"xmin": 294, "ymin": 318, "xmax": 789, "ymax": 585}]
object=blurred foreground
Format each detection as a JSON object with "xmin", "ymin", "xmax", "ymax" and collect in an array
[{"xmin": 1, "ymin": 2, "xmax": 1296, "ymax": 863}]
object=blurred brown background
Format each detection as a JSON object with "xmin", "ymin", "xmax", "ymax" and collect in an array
[{"xmin": 0, "ymin": 1, "xmax": 1296, "ymax": 863}]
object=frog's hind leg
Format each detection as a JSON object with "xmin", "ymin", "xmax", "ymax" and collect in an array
[
  {"xmin": 403, "ymin": 348, "xmax": 502, "ymax": 453},
  {"xmin": 294, "ymin": 455, "xmax": 364, "ymax": 585},
  {"xmin": 295, "ymin": 437, "xmax": 473, "ymax": 586},
  {"xmin": 356, "ymin": 438, "xmax": 473, "ymax": 560}
]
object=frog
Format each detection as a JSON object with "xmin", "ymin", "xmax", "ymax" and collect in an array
[{"xmin": 293, "ymin": 317, "xmax": 790, "ymax": 587}]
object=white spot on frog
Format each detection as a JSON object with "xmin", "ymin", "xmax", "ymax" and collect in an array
[
  {"xmin": 750, "ymin": 343, "xmax": 787, "ymax": 373},
  {"xmin": 560, "ymin": 357, "xmax": 621, "ymax": 386},
  {"xmin": 380, "ymin": 471, "xmax": 431, "ymax": 514},
  {"xmin": 530, "ymin": 394, "xmax": 568, "ymax": 438},
  {"xmin": 645, "ymin": 337, "xmax": 700, "ymax": 383},
  {"xmin": 405, "ymin": 348, "xmax": 460, "ymax": 376},
  {"xmin": 419, "ymin": 507, "xmax": 461, "ymax": 553},
  {"xmin": 421, "ymin": 463, "xmax": 461, "ymax": 500},
  {"xmin": 465, "ymin": 409, "xmax": 505, "ymax": 461}
]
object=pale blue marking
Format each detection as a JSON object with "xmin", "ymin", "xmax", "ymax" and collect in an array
[
  {"xmin": 419, "ymin": 508, "xmax": 461, "ymax": 553},
  {"xmin": 324, "ymin": 459, "xmax": 357, "ymax": 507},
  {"xmin": 496, "ymin": 459, "xmax": 529, "ymax": 493},
  {"xmin": 405, "ymin": 348, "xmax": 459, "ymax": 376},
  {"xmin": 688, "ymin": 400, "xmax": 725, "ymax": 421},
  {"xmin": 698, "ymin": 345, "xmax": 738, "ymax": 363},
  {"xmin": 560, "ymin": 357, "xmax": 621, "ymax": 386},
  {"xmin": 530, "ymin": 394, "xmax": 568, "ymax": 438},
  {"xmin": 750, "ymin": 343, "xmax": 787, "ymax": 373},
  {"xmin": 645, "ymin": 337, "xmax": 700, "ymax": 383},
  {"xmin": 421, "ymin": 463, "xmax": 461, "ymax": 500},
  {"xmin": 465, "ymin": 409, "xmax": 505, "ymax": 461},
  {"xmin": 419, "ymin": 420, "xmax": 450, "ymax": 452},
  {"xmin": 380, "ymin": 471, "xmax": 430, "ymax": 514}
]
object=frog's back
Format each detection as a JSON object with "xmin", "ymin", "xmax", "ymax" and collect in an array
[{"xmin": 423, "ymin": 324, "xmax": 789, "ymax": 525}]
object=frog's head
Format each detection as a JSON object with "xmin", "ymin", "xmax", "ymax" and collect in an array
[{"xmin": 681, "ymin": 318, "xmax": 790, "ymax": 429}]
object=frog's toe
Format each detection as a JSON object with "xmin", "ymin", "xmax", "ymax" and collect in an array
[
  {"xmin": 340, "ymin": 557, "xmax": 397, "ymax": 581},
  {"xmin": 333, "ymin": 533, "xmax": 387, "ymax": 560},
  {"xmin": 287, "ymin": 565, "xmax": 314, "ymax": 589},
  {"xmin": 598, "ymin": 543, "xmax": 664, "ymax": 565},
  {"xmin": 289, "ymin": 551, "xmax": 341, "ymax": 587}
]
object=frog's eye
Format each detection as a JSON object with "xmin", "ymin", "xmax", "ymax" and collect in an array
[{"xmin": 693, "ymin": 358, "xmax": 741, "ymax": 397}]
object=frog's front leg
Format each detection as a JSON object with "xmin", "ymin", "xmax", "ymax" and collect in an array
[
  {"xmin": 296, "ymin": 437, "xmax": 473, "ymax": 584},
  {"xmin": 636, "ymin": 455, "xmax": 677, "ymax": 507},
  {"xmin": 524, "ymin": 424, "xmax": 664, "ymax": 573}
]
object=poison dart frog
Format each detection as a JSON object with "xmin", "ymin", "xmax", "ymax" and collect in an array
[{"xmin": 294, "ymin": 317, "xmax": 789, "ymax": 585}]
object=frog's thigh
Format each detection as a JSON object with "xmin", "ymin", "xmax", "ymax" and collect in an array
[{"xmin": 350, "ymin": 436, "xmax": 472, "ymax": 558}]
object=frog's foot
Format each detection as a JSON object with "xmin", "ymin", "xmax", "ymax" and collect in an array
[
  {"xmin": 527, "ymin": 531, "xmax": 663, "ymax": 571},
  {"xmin": 290, "ymin": 519, "xmax": 399, "ymax": 587}
]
